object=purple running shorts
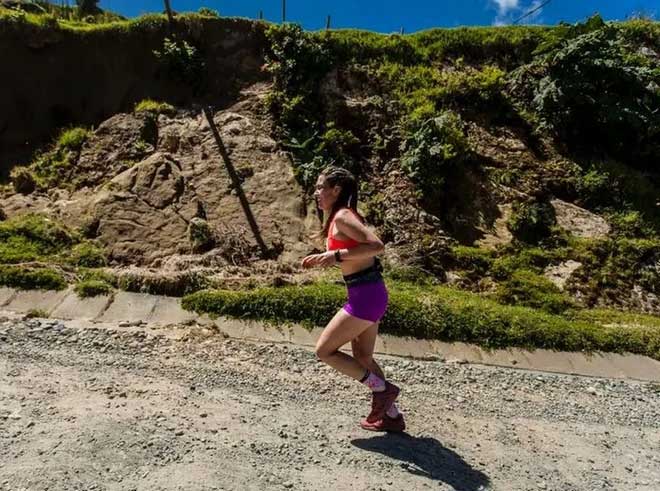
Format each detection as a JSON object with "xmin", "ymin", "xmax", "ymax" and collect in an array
[{"xmin": 343, "ymin": 280, "xmax": 389, "ymax": 323}]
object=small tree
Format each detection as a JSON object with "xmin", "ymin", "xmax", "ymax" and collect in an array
[{"xmin": 76, "ymin": 0, "xmax": 99, "ymax": 16}]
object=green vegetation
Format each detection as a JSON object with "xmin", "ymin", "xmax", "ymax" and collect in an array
[
  {"xmin": 134, "ymin": 99, "xmax": 176, "ymax": 116},
  {"xmin": 507, "ymin": 199, "xmax": 557, "ymax": 244},
  {"xmin": 16, "ymin": 127, "xmax": 90, "ymax": 191},
  {"xmin": 69, "ymin": 243, "xmax": 107, "ymax": 268},
  {"xmin": 400, "ymin": 111, "xmax": 469, "ymax": 199},
  {"xmin": 25, "ymin": 308, "xmax": 49, "ymax": 318},
  {"xmin": 182, "ymin": 280, "xmax": 660, "ymax": 360},
  {"xmin": 198, "ymin": 7, "xmax": 220, "ymax": 18},
  {"xmin": 495, "ymin": 270, "xmax": 575, "ymax": 314},
  {"xmin": 0, "ymin": 214, "xmax": 75, "ymax": 263},
  {"xmin": 153, "ymin": 36, "xmax": 205, "ymax": 90},
  {"xmin": 74, "ymin": 279, "xmax": 112, "ymax": 298},
  {"xmin": 450, "ymin": 246, "xmax": 495, "ymax": 280},
  {"xmin": 510, "ymin": 17, "xmax": 660, "ymax": 170},
  {"xmin": 0, "ymin": 214, "xmax": 110, "ymax": 292},
  {"xmin": 0, "ymin": 264, "xmax": 67, "ymax": 291}
]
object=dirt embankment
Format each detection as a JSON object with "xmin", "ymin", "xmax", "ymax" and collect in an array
[{"xmin": 0, "ymin": 17, "xmax": 266, "ymax": 176}]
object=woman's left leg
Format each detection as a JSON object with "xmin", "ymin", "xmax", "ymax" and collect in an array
[{"xmin": 315, "ymin": 308, "xmax": 376, "ymax": 380}]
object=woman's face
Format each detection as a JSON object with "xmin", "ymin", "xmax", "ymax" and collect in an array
[{"xmin": 314, "ymin": 175, "xmax": 340, "ymax": 212}]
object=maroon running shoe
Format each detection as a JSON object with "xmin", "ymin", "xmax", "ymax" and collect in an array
[
  {"xmin": 360, "ymin": 414, "xmax": 406, "ymax": 432},
  {"xmin": 365, "ymin": 381, "xmax": 400, "ymax": 423}
]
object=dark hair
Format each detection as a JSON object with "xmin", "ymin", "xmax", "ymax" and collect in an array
[{"xmin": 319, "ymin": 166, "xmax": 363, "ymax": 238}]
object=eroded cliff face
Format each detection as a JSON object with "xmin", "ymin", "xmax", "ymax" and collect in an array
[
  {"xmin": 1, "ymin": 83, "xmax": 317, "ymax": 269},
  {"xmin": 0, "ymin": 16, "xmax": 267, "ymax": 176}
]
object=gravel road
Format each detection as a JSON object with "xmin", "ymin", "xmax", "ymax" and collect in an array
[{"xmin": 1, "ymin": 315, "xmax": 659, "ymax": 491}]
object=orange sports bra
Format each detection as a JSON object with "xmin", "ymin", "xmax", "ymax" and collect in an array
[{"xmin": 327, "ymin": 208, "xmax": 362, "ymax": 251}]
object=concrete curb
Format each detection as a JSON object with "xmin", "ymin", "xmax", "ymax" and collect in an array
[{"xmin": 1, "ymin": 287, "xmax": 659, "ymax": 383}]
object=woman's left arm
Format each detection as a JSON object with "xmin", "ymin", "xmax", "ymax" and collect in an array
[{"xmin": 333, "ymin": 210, "xmax": 384, "ymax": 262}]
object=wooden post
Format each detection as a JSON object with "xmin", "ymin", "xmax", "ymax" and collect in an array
[
  {"xmin": 202, "ymin": 107, "xmax": 271, "ymax": 259},
  {"xmin": 282, "ymin": 0, "xmax": 286, "ymax": 23},
  {"xmin": 326, "ymin": 15, "xmax": 331, "ymax": 30},
  {"xmin": 163, "ymin": 0, "xmax": 175, "ymax": 31}
]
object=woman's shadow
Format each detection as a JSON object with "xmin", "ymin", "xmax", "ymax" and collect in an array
[{"xmin": 351, "ymin": 433, "xmax": 490, "ymax": 491}]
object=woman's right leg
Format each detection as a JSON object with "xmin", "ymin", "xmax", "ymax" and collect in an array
[
  {"xmin": 315, "ymin": 308, "xmax": 376, "ymax": 380},
  {"xmin": 351, "ymin": 322, "xmax": 386, "ymax": 380},
  {"xmin": 352, "ymin": 323, "xmax": 405, "ymax": 431}
]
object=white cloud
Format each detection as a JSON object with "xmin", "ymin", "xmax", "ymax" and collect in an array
[
  {"xmin": 492, "ymin": 0, "xmax": 545, "ymax": 26},
  {"xmin": 494, "ymin": 0, "xmax": 519, "ymax": 14}
]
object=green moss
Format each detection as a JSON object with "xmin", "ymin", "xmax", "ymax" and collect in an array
[
  {"xmin": 495, "ymin": 269, "xmax": 576, "ymax": 314},
  {"xmin": 182, "ymin": 280, "xmax": 660, "ymax": 360},
  {"xmin": 9, "ymin": 166, "xmax": 37, "ymax": 195},
  {"xmin": 69, "ymin": 243, "xmax": 107, "ymax": 268},
  {"xmin": 450, "ymin": 246, "xmax": 495, "ymax": 278},
  {"xmin": 23, "ymin": 127, "xmax": 90, "ymax": 190},
  {"xmin": 74, "ymin": 279, "xmax": 112, "ymax": 298},
  {"xmin": 78, "ymin": 268, "xmax": 117, "ymax": 286},
  {"xmin": 376, "ymin": 63, "xmax": 507, "ymax": 125},
  {"xmin": 134, "ymin": 99, "xmax": 175, "ymax": 115},
  {"xmin": 0, "ymin": 235, "xmax": 43, "ymax": 264},
  {"xmin": 491, "ymin": 247, "xmax": 558, "ymax": 280},
  {"xmin": 0, "ymin": 265, "xmax": 67, "ymax": 291},
  {"xmin": 0, "ymin": 214, "xmax": 75, "ymax": 261},
  {"xmin": 56, "ymin": 127, "xmax": 89, "ymax": 152},
  {"xmin": 570, "ymin": 308, "xmax": 660, "ymax": 330},
  {"xmin": 568, "ymin": 237, "xmax": 660, "ymax": 305}
]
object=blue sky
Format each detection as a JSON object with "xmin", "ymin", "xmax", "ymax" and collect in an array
[{"xmin": 98, "ymin": 1, "xmax": 659, "ymax": 32}]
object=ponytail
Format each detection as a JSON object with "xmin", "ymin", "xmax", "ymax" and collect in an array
[{"xmin": 318, "ymin": 166, "xmax": 363, "ymax": 238}]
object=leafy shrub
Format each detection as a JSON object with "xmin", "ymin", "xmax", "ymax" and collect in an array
[
  {"xmin": 608, "ymin": 211, "xmax": 657, "ymax": 239},
  {"xmin": 507, "ymin": 199, "xmax": 556, "ymax": 244},
  {"xmin": 76, "ymin": 0, "xmax": 100, "ymax": 17},
  {"xmin": 400, "ymin": 111, "xmax": 469, "ymax": 200},
  {"xmin": 510, "ymin": 18, "xmax": 660, "ymax": 168},
  {"xmin": 154, "ymin": 37, "xmax": 205, "ymax": 89},
  {"xmin": 265, "ymin": 24, "xmax": 331, "ymax": 95},
  {"xmin": 495, "ymin": 269, "xmax": 576, "ymax": 314}
]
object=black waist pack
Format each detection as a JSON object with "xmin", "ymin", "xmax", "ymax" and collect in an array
[{"xmin": 343, "ymin": 258, "xmax": 384, "ymax": 287}]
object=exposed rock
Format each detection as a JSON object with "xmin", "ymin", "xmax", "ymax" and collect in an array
[
  {"xmin": 0, "ymin": 86, "xmax": 313, "ymax": 267},
  {"xmin": 544, "ymin": 260, "xmax": 582, "ymax": 291},
  {"xmin": 475, "ymin": 203, "xmax": 514, "ymax": 250},
  {"xmin": 551, "ymin": 199, "xmax": 610, "ymax": 239}
]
